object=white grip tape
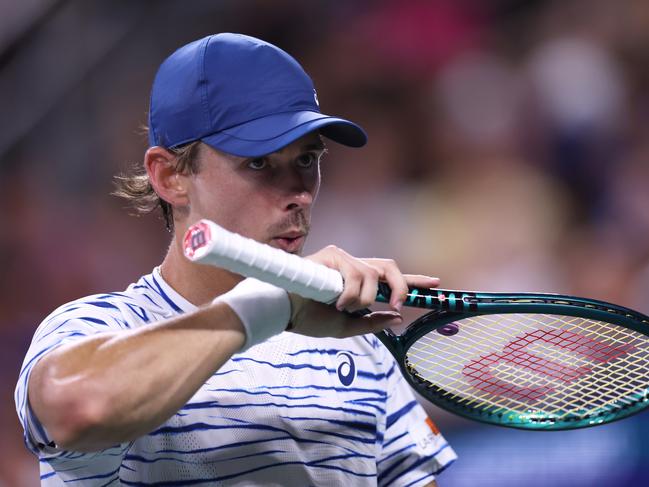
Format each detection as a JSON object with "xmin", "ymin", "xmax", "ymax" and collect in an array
[{"xmin": 183, "ymin": 219, "xmax": 344, "ymax": 304}]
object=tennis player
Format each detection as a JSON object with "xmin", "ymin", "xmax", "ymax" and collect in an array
[{"xmin": 15, "ymin": 33, "xmax": 456, "ymax": 485}]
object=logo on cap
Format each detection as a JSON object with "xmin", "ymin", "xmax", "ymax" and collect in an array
[{"xmin": 313, "ymin": 89, "xmax": 320, "ymax": 107}]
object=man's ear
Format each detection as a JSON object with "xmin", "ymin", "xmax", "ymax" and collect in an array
[{"xmin": 144, "ymin": 147, "xmax": 190, "ymax": 208}]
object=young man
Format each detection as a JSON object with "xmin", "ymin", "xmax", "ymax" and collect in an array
[{"xmin": 16, "ymin": 33, "xmax": 456, "ymax": 485}]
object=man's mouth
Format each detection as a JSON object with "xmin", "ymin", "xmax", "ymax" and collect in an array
[{"xmin": 271, "ymin": 232, "xmax": 306, "ymax": 253}]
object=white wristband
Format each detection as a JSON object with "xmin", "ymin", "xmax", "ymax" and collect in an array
[{"xmin": 213, "ymin": 278, "xmax": 291, "ymax": 352}]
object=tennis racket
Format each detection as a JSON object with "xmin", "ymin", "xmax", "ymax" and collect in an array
[{"xmin": 183, "ymin": 219, "xmax": 649, "ymax": 431}]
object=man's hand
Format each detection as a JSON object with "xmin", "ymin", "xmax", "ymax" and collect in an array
[{"xmin": 287, "ymin": 245, "xmax": 440, "ymax": 338}]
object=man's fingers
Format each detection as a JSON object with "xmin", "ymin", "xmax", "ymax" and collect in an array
[
  {"xmin": 357, "ymin": 266, "xmax": 380, "ymax": 311},
  {"xmin": 328, "ymin": 251, "xmax": 379, "ymax": 312},
  {"xmin": 363, "ymin": 259, "xmax": 409, "ymax": 311},
  {"xmin": 335, "ymin": 264, "xmax": 363, "ymax": 311},
  {"xmin": 404, "ymin": 274, "xmax": 441, "ymax": 289},
  {"xmin": 306, "ymin": 247, "xmax": 440, "ymax": 316}
]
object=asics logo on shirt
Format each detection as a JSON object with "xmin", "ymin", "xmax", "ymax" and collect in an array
[{"xmin": 336, "ymin": 352, "xmax": 356, "ymax": 386}]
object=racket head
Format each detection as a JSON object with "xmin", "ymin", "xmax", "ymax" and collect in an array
[{"xmin": 380, "ymin": 292, "xmax": 649, "ymax": 430}]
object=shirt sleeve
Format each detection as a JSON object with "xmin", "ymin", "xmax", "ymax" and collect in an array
[
  {"xmin": 14, "ymin": 298, "xmax": 132, "ymax": 459},
  {"xmin": 377, "ymin": 353, "xmax": 457, "ymax": 487}
]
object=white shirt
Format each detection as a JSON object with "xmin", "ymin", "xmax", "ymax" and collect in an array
[{"xmin": 16, "ymin": 268, "xmax": 456, "ymax": 486}]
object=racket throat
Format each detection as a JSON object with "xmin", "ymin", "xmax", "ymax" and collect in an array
[{"xmin": 376, "ymin": 329, "xmax": 405, "ymax": 358}]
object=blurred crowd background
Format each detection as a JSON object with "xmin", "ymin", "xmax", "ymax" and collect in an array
[{"xmin": 1, "ymin": 0, "xmax": 648, "ymax": 485}]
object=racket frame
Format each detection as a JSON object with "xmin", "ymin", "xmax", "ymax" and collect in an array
[{"xmin": 377, "ymin": 285, "xmax": 649, "ymax": 430}]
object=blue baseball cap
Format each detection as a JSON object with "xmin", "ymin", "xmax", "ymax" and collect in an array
[{"xmin": 148, "ymin": 33, "xmax": 367, "ymax": 157}]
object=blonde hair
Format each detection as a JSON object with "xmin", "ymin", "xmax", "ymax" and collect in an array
[{"xmin": 113, "ymin": 141, "xmax": 203, "ymax": 231}]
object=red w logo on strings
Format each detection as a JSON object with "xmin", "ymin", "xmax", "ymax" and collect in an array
[{"xmin": 462, "ymin": 328, "xmax": 636, "ymax": 402}]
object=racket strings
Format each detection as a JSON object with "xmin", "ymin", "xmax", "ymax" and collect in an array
[
  {"xmin": 405, "ymin": 313, "xmax": 649, "ymax": 424},
  {"xmin": 408, "ymin": 314, "xmax": 582, "ymax": 394}
]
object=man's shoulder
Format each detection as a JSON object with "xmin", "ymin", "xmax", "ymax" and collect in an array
[{"xmin": 39, "ymin": 270, "xmax": 178, "ymax": 330}]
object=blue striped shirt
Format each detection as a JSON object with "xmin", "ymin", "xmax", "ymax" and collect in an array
[{"xmin": 15, "ymin": 268, "xmax": 456, "ymax": 485}]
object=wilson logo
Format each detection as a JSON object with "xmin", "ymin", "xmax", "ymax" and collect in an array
[
  {"xmin": 183, "ymin": 221, "xmax": 211, "ymax": 259},
  {"xmin": 462, "ymin": 328, "xmax": 636, "ymax": 402},
  {"xmin": 336, "ymin": 352, "xmax": 356, "ymax": 386}
]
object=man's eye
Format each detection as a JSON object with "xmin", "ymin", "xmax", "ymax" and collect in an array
[
  {"xmin": 296, "ymin": 153, "xmax": 317, "ymax": 168},
  {"xmin": 247, "ymin": 158, "xmax": 268, "ymax": 170}
]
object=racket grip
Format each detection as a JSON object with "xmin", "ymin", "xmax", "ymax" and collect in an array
[{"xmin": 183, "ymin": 219, "xmax": 344, "ymax": 304}]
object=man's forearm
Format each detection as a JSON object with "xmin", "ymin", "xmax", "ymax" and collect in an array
[{"xmin": 28, "ymin": 302, "xmax": 245, "ymax": 451}]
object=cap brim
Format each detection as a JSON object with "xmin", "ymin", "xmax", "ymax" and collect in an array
[{"xmin": 201, "ymin": 111, "xmax": 367, "ymax": 157}]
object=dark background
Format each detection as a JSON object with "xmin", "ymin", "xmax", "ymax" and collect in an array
[{"xmin": 1, "ymin": 0, "xmax": 648, "ymax": 485}]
